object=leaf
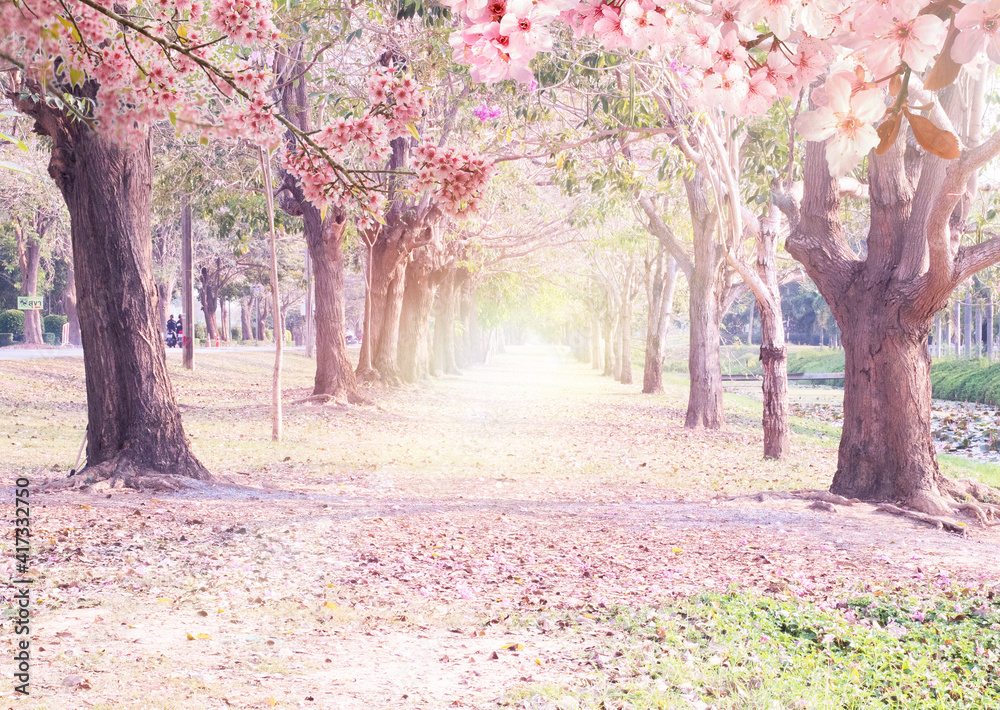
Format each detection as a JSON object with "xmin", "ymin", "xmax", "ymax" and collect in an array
[
  {"xmin": 0, "ymin": 131, "xmax": 27, "ymax": 151},
  {"xmin": 875, "ymin": 112, "xmax": 903, "ymax": 155},
  {"xmin": 406, "ymin": 122, "xmax": 420, "ymax": 140},
  {"xmin": 501, "ymin": 642, "xmax": 524, "ymax": 651},
  {"xmin": 323, "ymin": 601, "xmax": 338, "ymax": 610},
  {"xmin": 0, "ymin": 160, "xmax": 30, "ymax": 174},
  {"xmin": 924, "ymin": 27, "xmax": 962, "ymax": 91},
  {"xmin": 903, "ymin": 109, "xmax": 961, "ymax": 159},
  {"xmin": 69, "ymin": 68, "xmax": 84, "ymax": 88}
]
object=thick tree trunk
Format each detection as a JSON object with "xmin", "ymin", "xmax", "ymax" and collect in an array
[
  {"xmin": 358, "ymin": 237, "xmax": 406, "ymax": 382},
  {"xmin": 399, "ymin": 249, "xmax": 441, "ymax": 383},
  {"xmin": 686, "ymin": 263, "xmax": 725, "ymax": 428},
  {"xmin": 64, "ymin": 261, "xmax": 81, "ymax": 346},
  {"xmin": 373, "ymin": 260, "xmax": 407, "ymax": 384},
  {"xmin": 684, "ymin": 175, "xmax": 726, "ymax": 429},
  {"xmin": 45, "ymin": 125, "xmax": 208, "ymax": 483},
  {"xmin": 831, "ymin": 305, "xmax": 948, "ymax": 511},
  {"xmin": 303, "ymin": 203, "xmax": 361, "ymax": 401}
]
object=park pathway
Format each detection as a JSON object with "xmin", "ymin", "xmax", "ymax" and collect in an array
[{"xmin": 19, "ymin": 346, "xmax": 1000, "ymax": 709}]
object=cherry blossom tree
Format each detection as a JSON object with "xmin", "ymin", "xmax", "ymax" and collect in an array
[{"xmin": 445, "ymin": 0, "xmax": 1000, "ymax": 517}]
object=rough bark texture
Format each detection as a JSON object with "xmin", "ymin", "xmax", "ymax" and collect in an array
[
  {"xmin": 22, "ymin": 102, "xmax": 208, "ymax": 485},
  {"xmin": 784, "ymin": 126, "xmax": 1000, "ymax": 514},
  {"xmin": 756, "ymin": 204, "xmax": 791, "ymax": 459},
  {"xmin": 683, "ymin": 175, "xmax": 726, "ymax": 428},
  {"xmin": 356, "ymin": 138, "xmax": 439, "ymax": 385},
  {"xmin": 302, "ymin": 204, "xmax": 361, "ymax": 401},
  {"xmin": 830, "ymin": 305, "xmax": 943, "ymax": 509}
]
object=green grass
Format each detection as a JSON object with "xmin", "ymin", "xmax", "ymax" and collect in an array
[{"xmin": 506, "ymin": 589, "xmax": 1000, "ymax": 709}]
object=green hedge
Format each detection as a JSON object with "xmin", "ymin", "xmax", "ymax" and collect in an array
[
  {"xmin": 786, "ymin": 350, "xmax": 1000, "ymax": 405},
  {"xmin": 43, "ymin": 314, "xmax": 67, "ymax": 334},
  {"xmin": 929, "ymin": 358, "xmax": 1000, "ymax": 405},
  {"xmin": 0, "ymin": 310, "xmax": 25, "ymax": 338}
]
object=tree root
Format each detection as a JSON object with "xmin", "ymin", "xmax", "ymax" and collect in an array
[
  {"xmin": 875, "ymin": 503, "xmax": 969, "ymax": 536},
  {"xmin": 41, "ymin": 446, "xmax": 213, "ymax": 494}
]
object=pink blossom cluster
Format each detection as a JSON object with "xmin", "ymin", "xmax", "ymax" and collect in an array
[
  {"xmin": 444, "ymin": 0, "xmax": 1000, "ymax": 176},
  {"xmin": 412, "ymin": 144, "xmax": 495, "ymax": 217},
  {"xmin": 0, "ymin": 0, "xmax": 278, "ymax": 146},
  {"xmin": 473, "ymin": 103, "xmax": 504, "ymax": 121},
  {"xmin": 207, "ymin": 0, "xmax": 278, "ymax": 45},
  {"xmin": 284, "ymin": 68, "xmax": 493, "ymax": 221}
]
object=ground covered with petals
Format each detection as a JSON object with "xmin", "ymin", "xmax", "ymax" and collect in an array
[{"xmin": 2, "ymin": 347, "xmax": 998, "ymax": 709}]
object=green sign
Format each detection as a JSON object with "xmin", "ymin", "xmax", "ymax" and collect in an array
[{"xmin": 17, "ymin": 297, "xmax": 43, "ymax": 310}]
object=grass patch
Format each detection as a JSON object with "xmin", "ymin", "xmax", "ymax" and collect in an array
[
  {"xmin": 938, "ymin": 453, "xmax": 1000, "ymax": 488},
  {"xmin": 507, "ymin": 589, "xmax": 1000, "ymax": 709}
]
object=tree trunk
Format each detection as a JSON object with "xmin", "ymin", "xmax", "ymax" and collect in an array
[
  {"xmin": 686, "ymin": 261, "xmax": 725, "ymax": 427},
  {"xmin": 964, "ymin": 291, "xmax": 972, "ymax": 357},
  {"xmin": 305, "ymin": 248, "xmax": 313, "ymax": 358},
  {"xmin": 643, "ymin": 255, "xmax": 678, "ymax": 394},
  {"xmin": 64, "ymin": 261, "xmax": 81, "ymax": 346},
  {"xmin": 240, "ymin": 297, "xmax": 252, "ymax": 341},
  {"xmin": 684, "ymin": 175, "xmax": 726, "ymax": 429},
  {"xmin": 748, "ymin": 202, "xmax": 792, "ymax": 459},
  {"xmin": 591, "ymin": 312, "xmax": 602, "ymax": 370},
  {"xmin": 303, "ymin": 203, "xmax": 361, "ymax": 401},
  {"xmin": 989, "ymin": 295, "xmax": 995, "ymax": 360},
  {"xmin": 399, "ymin": 248, "xmax": 441, "ymax": 383},
  {"xmin": 373, "ymin": 259, "xmax": 407, "ymax": 384},
  {"xmin": 619, "ymin": 297, "xmax": 633, "ymax": 385},
  {"xmin": 42, "ymin": 124, "xmax": 207, "ymax": 483},
  {"xmin": 181, "ymin": 201, "xmax": 194, "ymax": 369},
  {"xmin": 432, "ymin": 268, "xmax": 459, "ymax": 376},
  {"xmin": 14, "ymin": 222, "xmax": 43, "ymax": 345},
  {"xmin": 830, "ymin": 304, "xmax": 947, "ymax": 511},
  {"xmin": 200, "ymin": 264, "xmax": 220, "ymax": 342},
  {"xmin": 603, "ymin": 307, "xmax": 614, "ymax": 377}
]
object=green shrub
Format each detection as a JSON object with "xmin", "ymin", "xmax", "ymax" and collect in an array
[
  {"xmin": 43, "ymin": 314, "xmax": 67, "ymax": 335},
  {"xmin": 0, "ymin": 333, "xmax": 12, "ymax": 347},
  {"xmin": 194, "ymin": 323, "xmax": 207, "ymax": 340},
  {"xmin": 0, "ymin": 310, "xmax": 25, "ymax": 338},
  {"xmin": 43, "ymin": 332, "xmax": 56, "ymax": 345},
  {"xmin": 231, "ymin": 327, "xmax": 241, "ymax": 341},
  {"xmin": 197, "ymin": 338, "xmax": 207, "ymax": 347}
]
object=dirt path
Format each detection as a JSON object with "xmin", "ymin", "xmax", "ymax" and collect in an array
[{"xmin": 5, "ymin": 347, "xmax": 1000, "ymax": 709}]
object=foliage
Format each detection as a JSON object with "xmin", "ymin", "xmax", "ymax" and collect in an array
[
  {"xmin": 0, "ymin": 309, "xmax": 24, "ymax": 337},
  {"xmin": 512, "ymin": 589, "xmax": 1000, "ymax": 709},
  {"xmin": 43, "ymin": 314, "xmax": 67, "ymax": 335}
]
